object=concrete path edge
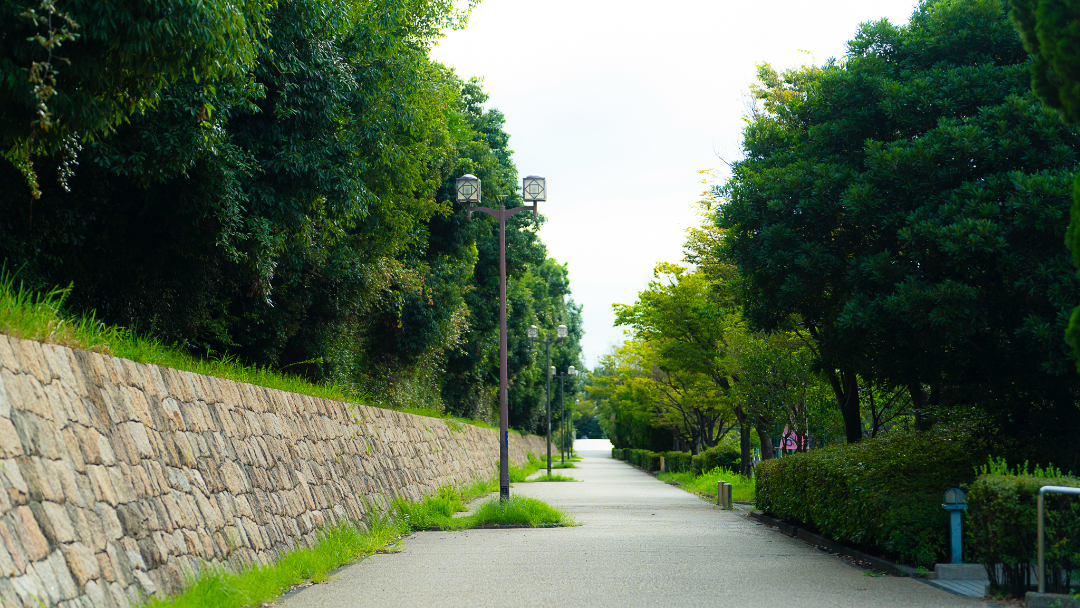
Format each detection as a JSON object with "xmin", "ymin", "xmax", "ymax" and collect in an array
[{"xmin": 750, "ymin": 511, "xmax": 921, "ymax": 578}]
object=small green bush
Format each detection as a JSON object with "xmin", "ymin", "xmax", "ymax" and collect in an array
[
  {"xmin": 755, "ymin": 426, "xmax": 988, "ymax": 567},
  {"xmin": 663, "ymin": 451, "xmax": 692, "ymax": 473},
  {"xmin": 967, "ymin": 460, "xmax": 1079, "ymax": 594},
  {"xmin": 614, "ymin": 448, "xmax": 691, "ymax": 473},
  {"xmin": 692, "ymin": 443, "xmax": 740, "ymax": 475}
]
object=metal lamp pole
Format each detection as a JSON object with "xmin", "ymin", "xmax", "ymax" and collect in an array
[
  {"xmin": 555, "ymin": 366, "xmax": 576, "ymax": 463},
  {"xmin": 457, "ymin": 174, "xmax": 546, "ymax": 501},
  {"xmin": 528, "ymin": 324, "xmax": 567, "ymax": 477}
]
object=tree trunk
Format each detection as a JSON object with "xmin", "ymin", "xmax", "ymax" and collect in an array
[
  {"xmin": 757, "ymin": 426, "xmax": 777, "ymax": 460},
  {"xmin": 827, "ymin": 368, "xmax": 863, "ymax": 443},
  {"xmin": 909, "ymin": 381, "xmax": 935, "ymax": 431},
  {"xmin": 735, "ymin": 406, "xmax": 753, "ymax": 477}
]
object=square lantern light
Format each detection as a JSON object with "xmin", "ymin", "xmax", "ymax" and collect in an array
[
  {"xmin": 549, "ymin": 365, "xmax": 556, "ymax": 376},
  {"xmin": 557, "ymin": 324, "xmax": 568, "ymax": 339},
  {"xmin": 527, "ymin": 325, "xmax": 539, "ymax": 339},
  {"xmin": 522, "ymin": 175, "xmax": 546, "ymax": 203},
  {"xmin": 456, "ymin": 174, "xmax": 481, "ymax": 204},
  {"xmin": 942, "ymin": 488, "xmax": 968, "ymax": 510},
  {"xmin": 568, "ymin": 366, "xmax": 576, "ymax": 376}
]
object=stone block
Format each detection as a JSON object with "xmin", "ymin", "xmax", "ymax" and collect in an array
[
  {"xmin": 85, "ymin": 466, "xmax": 117, "ymax": 506},
  {"xmin": 94, "ymin": 502, "xmax": 123, "ymax": 541},
  {"xmin": 17, "ymin": 339, "xmax": 51, "ymax": 386},
  {"xmin": 0, "ymin": 531, "xmax": 16, "ymax": 578},
  {"xmin": 83, "ymin": 579, "xmax": 111, "ymax": 608},
  {"xmin": 37, "ymin": 501, "xmax": 76, "ymax": 544},
  {"xmin": 0, "ymin": 418, "xmax": 22, "ymax": 460},
  {"xmin": 122, "ymin": 422, "xmax": 154, "ymax": 460},
  {"xmin": 61, "ymin": 542, "xmax": 100, "ymax": 587},
  {"xmin": 11, "ymin": 505, "xmax": 49, "ymax": 561}
]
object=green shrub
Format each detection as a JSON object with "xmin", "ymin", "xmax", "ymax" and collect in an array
[
  {"xmin": 692, "ymin": 443, "xmax": 740, "ymax": 475},
  {"xmin": 755, "ymin": 426, "xmax": 988, "ymax": 567},
  {"xmin": 611, "ymin": 448, "xmax": 625, "ymax": 460},
  {"xmin": 643, "ymin": 451, "xmax": 662, "ymax": 471},
  {"xmin": 663, "ymin": 451, "xmax": 692, "ymax": 473},
  {"xmin": 967, "ymin": 460, "xmax": 1079, "ymax": 594}
]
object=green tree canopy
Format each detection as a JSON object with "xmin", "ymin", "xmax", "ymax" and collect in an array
[{"xmin": 719, "ymin": 0, "xmax": 1080, "ymax": 468}]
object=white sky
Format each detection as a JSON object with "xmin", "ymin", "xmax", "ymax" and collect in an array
[{"xmin": 432, "ymin": 0, "xmax": 921, "ymax": 368}]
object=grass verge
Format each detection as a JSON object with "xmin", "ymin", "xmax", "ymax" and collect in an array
[
  {"xmin": 143, "ymin": 515, "xmax": 404, "ymax": 608},
  {"xmin": 528, "ymin": 474, "xmax": 580, "ymax": 482},
  {"xmin": 467, "ymin": 496, "xmax": 574, "ymax": 527},
  {"xmin": 143, "ymin": 466, "xmax": 574, "ymax": 608},
  {"xmin": 659, "ymin": 467, "xmax": 755, "ymax": 502},
  {"xmin": 508, "ymin": 452, "xmax": 545, "ymax": 482}
]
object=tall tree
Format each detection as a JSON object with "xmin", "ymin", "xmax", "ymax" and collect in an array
[
  {"xmin": 1007, "ymin": 0, "xmax": 1080, "ymax": 368},
  {"xmin": 719, "ymin": 0, "xmax": 1080, "ymax": 466}
]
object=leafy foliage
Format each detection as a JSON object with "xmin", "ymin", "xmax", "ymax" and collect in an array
[
  {"xmin": 0, "ymin": 0, "xmax": 582, "ymax": 429},
  {"xmin": 755, "ymin": 425, "xmax": 990, "ymax": 567},
  {"xmin": 719, "ymin": 0, "xmax": 1080, "ymax": 468},
  {"xmin": 967, "ymin": 465, "xmax": 1080, "ymax": 594}
]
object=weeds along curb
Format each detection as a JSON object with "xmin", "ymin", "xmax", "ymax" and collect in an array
[
  {"xmin": 423, "ymin": 523, "xmax": 571, "ymax": 531},
  {"xmin": 749, "ymin": 512, "xmax": 920, "ymax": 578}
]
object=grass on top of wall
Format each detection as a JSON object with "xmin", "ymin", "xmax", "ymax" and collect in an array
[
  {"xmin": 659, "ymin": 467, "xmax": 755, "ymax": 502},
  {"xmin": 0, "ymin": 270, "xmax": 498, "ymax": 430}
]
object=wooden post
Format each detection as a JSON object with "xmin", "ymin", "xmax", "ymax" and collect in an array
[{"xmin": 660, "ymin": 455, "xmax": 666, "ymax": 473}]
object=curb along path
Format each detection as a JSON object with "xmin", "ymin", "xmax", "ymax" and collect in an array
[{"xmin": 276, "ymin": 439, "xmax": 984, "ymax": 607}]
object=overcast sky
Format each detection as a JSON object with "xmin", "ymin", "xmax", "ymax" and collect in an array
[{"xmin": 431, "ymin": 0, "xmax": 922, "ymax": 368}]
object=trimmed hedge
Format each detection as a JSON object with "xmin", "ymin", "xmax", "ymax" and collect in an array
[
  {"xmin": 967, "ymin": 471, "xmax": 1079, "ymax": 594},
  {"xmin": 755, "ymin": 426, "xmax": 987, "ymax": 567},
  {"xmin": 611, "ymin": 448, "xmax": 692, "ymax": 473},
  {"xmin": 692, "ymin": 444, "xmax": 740, "ymax": 475}
]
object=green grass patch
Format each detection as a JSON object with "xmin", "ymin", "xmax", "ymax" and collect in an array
[
  {"xmin": 549, "ymin": 461, "xmax": 577, "ymax": 469},
  {"xmin": 466, "ymin": 496, "xmax": 574, "ymax": 527},
  {"xmin": 659, "ymin": 467, "xmax": 755, "ymax": 502},
  {"xmin": 508, "ymin": 452, "xmax": 545, "ymax": 482},
  {"xmin": 142, "ymin": 473, "xmax": 528, "ymax": 607},
  {"xmin": 0, "ymin": 270, "xmax": 495, "ymax": 431},
  {"xmin": 142, "ymin": 515, "xmax": 403, "ymax": 608},
  {"xmin": 529, "ymin": 474, "xmax": 580, "ymax": 482}
]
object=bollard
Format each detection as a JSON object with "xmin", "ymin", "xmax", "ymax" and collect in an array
[
  {"xmin": 660, "ymin": 456, "xmax": 666, "ymax": 473},
  {"xmin": 942, "ymin": 488, "xmax": 968, "ymax": 564},
  {"xmin": 718, "ymin": 481, "xmax": 732, "ymax": 509}
]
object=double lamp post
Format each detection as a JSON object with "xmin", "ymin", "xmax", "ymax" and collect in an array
[
  {"xmin": 528, "ymin": 324, "xmax": 567, "ymax": 477},
  {"xmin": 456, "ymin": 173, "xmax": 546, "ymax": 501}
]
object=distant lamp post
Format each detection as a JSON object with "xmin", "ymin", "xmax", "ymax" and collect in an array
[
  {"xmin": 529, "ymin": 324, "xmax": 568, "ymax": 477},
  {"xmin": 556, "ymin": 365, "xmax": 577, "ymax": 463},
  {"xmin": 459, "ymin": 174, "xmax": 543, "ymax": 501}
]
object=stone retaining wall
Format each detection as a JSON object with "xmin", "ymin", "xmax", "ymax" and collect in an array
[{"xmin": 0, "ymin": 335, "xmax": 545, "ymax": 608}]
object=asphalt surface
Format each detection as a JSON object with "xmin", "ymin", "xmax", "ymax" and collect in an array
[{"xmin": 276, "ymin": 439, "xmax": 982, "ymax": 607}]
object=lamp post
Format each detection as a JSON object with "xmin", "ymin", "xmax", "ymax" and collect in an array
[
  {"xmin": 555, "ymin": 365, "xmax": 576, "ymax": 463},
  {"xmin": 458, "ymin": 173, "xmax": 545, "ymax": 501},
  {"xmin": 528, "ymin": 323, "xmax": 567, "ymax": 477}
]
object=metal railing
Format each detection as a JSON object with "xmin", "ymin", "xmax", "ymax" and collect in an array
[{"xmin": 1037, "ymin": 485, "xmax": 1080, "ymax": 593}]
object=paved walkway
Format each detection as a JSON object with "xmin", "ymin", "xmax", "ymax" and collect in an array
[{"xmin": 276, "ymin": 439, "xmax": 984, "ymax": 607}]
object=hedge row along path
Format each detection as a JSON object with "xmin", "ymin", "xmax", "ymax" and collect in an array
[{"xmin": 278, "ymin": 439, "xmax": 980, "ymax": 607}]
